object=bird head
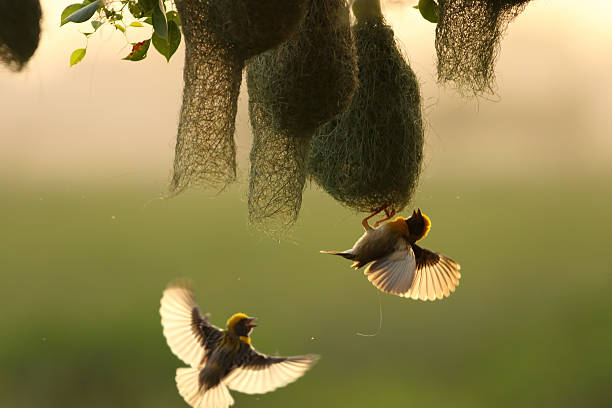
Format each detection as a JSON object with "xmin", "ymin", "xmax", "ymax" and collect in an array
[
  {"xmin": 405, "ymin": 208, "xmax": 431, "ymax": 242},
  {"xmin": 226, "ymin": 313, "xmax": 258, "ymax": 337}
]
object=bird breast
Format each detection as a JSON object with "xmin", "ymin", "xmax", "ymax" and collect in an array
[
  {"xmin": 199, "ymin": 346, "xmax": 237, "ymax": 390},
  {"xmin": 351, "ymin": 223, "xmax": 404, "ymax": 264}
]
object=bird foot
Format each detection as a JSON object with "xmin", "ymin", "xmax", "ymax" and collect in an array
[
  {"xmin": 362, "ymin": 205, "xmax": 385, "ymax": 230},
  {"xmin": 373, "ymin": 206, "xmax": 396, "ymax": 227},
  {"xmin": 362, "ymin": 205, "xmax": 395, "ymax": 230}
]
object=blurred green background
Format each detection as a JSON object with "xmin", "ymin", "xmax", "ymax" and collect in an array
[
  {"xmin": 1, "ymin": 178, "xmax": 611, "ymax": 407},
  {"xmin": 2, "ymin": 1, "xmax": 612, "ymax": 407}
]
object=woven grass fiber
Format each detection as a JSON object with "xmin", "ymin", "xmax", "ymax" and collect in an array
[
  {"xmin": 247, "ymin": 0, "xmax": 357, "ymax": 233},
  {"xmin": 309, "ymin": 0, "xmax": 424, "ymax": 214},
  {"xmin": 0, "ymin": 0, "xmax": 41, "ymax": 71},
  {"xmin": 171, "ymin": 0, "xmax": 306, "ymax": 193},
  {"xmin": 436, "ymin": 0, "xmax": 531, "ymax": 95}
]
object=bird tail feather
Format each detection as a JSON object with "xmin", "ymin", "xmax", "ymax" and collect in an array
[
  {"xmin": 176, "ymin": 367, "xmax": 234, "ymax": 408},
  {"xmin": 320, "ymin": 250, "xmax": 355, "ymax": 260}
]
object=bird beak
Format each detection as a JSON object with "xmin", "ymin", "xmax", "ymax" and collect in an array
[{"xmin": 246, "ymin": 317, "xmax": 258, "ymax": 328}]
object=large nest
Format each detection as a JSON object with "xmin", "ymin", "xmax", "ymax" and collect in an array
[
  {"xmin": 309, "ymin": 5, "xmax": 424, "ymax": 214},
  {"xmin": 436, "ymin": 0, "xmax": 531, "ymax": 95},
  {"xmin": 247, "ymin": 0, "xmax": 358, "ymax": 233},
  {"xmin": 209, "ymin": 0, "xmax": 308, "ymax": 59},
  {"xmin": 0, "ymin": 0, "xmax": 42, "ymax": 71},
  {"xmin": 171, "ymin": 0, "xmax": 307, "ymax": 193}
]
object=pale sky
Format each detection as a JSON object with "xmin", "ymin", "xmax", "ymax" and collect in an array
[{"xmin": 0, "ymin": 0, "xmax": 611, "ymax": 186}]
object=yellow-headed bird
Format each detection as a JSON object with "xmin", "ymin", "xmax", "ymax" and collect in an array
[
  {"xmin": 160, "ymin": 281, "xmax": 319, "ymax": 408},
  {"xmin": 322, "ymin": 209, "xmax": 461, "ymax": 300}
]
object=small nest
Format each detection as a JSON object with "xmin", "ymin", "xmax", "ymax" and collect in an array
[
  {"xmin": 171, "ymin": 0, "xmax": 306, "ymax": 193},
  {"xmin": 309, "ymin": 15, "xmax": 424, "ymax": 213},
  {"xmin": 0, "ymin": 0, "xmax": 42, "ymax": 71},
  {"xmin": 436, "ymin": 0, "xmax": 531, "ymax": 95},
  {"xmin": 247, "ymin": 0, "xmax": 358, "ymax": 233}
]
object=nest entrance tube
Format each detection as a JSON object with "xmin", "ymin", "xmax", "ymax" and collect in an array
[
  {"xmin": 0, "ymin": 0, "xmax": 41, "ymax": 71},
  {"xmin": 435, "ymin": 0, "xmax": 531, "ymax": 95},
  {"xmin": 171, "ymin": 0, "xmax": 307, "ymax": 193},
  {"xmin": 309, "ymin": 0, "xmax": 424, "ymax": 214},
  {"xmin": 247, "ymin": 0, "xmax": 358, "ymax": 234},
  {"xmin": 171, "ymin": 0, "xmax": 242, "ymax": 193},
  {"xmin": 247, "ymin": 111, "xmax": 312, "ymax": 230}
]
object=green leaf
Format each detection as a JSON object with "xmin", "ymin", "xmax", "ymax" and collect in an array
[
  {"xmin": 152, "ymin": 20, "xmax": 180, "ymax": 62},
  {"xmin": 152, "ymin": 0, "xmax": 168, "ymax": 39},
  {"xmin": 122, "ymin": 39, "xmax": 151, "ymax": 61},
  {"xmin": 129, "ymin": 21, "xmax": 144, "ymax": 28},
  {"xmin": 115, "ymin": 24, "xmax": 126, "ymax": 33},
  {"xmin": 61, "ymin": 4, "xmax": 83, "ymax": 26},
  {"xmin": 143, "ymin": 17, "xmax": 153, "ymax": 25},
  {"xmin": 70, "ymin": 48, "xmax": 86, "ymax": 66},
  {"xmin": 61, "ymin": 0, "xmax": 101, "ymax": 25},
  {"xmin": 92, "ymin": 20, "xmax": 102, "ymax": 30},
  {"xmin": 166, "ymin": 10, "xmax": 181, "ymax": 27},
  {"xmin": 416, "ymin": 0, "xmax": 439, "ymax": 24}
]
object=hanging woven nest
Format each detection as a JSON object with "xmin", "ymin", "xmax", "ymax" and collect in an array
[
  {"xmin": 209, "ymin": 0, "xmax": 308, "ymax": 58},
  {"xmin": 247, "ymin": 0, "xmax": 358, "ymax": 233},
  {"xmin": 309, "ymin": 0, "xmax": 424, "ymax": 214},
  {"xmin": 0, "ymin": 0, "xmax": 41, "ymax": 71},
  {"xmin": 435, "ymin": 0, "xmax": 531, "ymax": 95},
  {"xmin": 171, "ymin": 0, "xmax": 307, "ymax": 193}
]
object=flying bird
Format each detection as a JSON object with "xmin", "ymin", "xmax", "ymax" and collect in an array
[
  {"xmin": 160, "ymin": 281, "xmax": 319, "ymax": 408},
  {"xmin": 321, "ymin": 208, "xmax": 461, "ymax": 300}
]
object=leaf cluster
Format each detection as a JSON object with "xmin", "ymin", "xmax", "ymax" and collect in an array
[{"xmin": 60, "ymin": 0, "xmax": 182, "ymax": 66}]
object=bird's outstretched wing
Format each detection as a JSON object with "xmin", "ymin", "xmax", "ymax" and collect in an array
[
  {"xmin": 224, "ymin": 351, "xmax": 319, "ymax": 394},
  {"xmin": 405, "ymin": 244, "xmax": 461, "ymax": 301},
  {"xmin": 364, "ymin": 237, "xmax": 417, "ymax": 296},
  {"xmin": 160, "ymin": 280, "xmax": 223, "ymax": 368}
]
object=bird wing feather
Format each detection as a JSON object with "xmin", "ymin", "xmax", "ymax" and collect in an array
[
  {"xmin": 364, "ymin": 237, "xmax": 417, "ymax": 296},
  {"xmin": 405, "ymin": 245, "xmax": 461, "ymax": 301},
  {"xmin": 224, "ymin": 351, "xmax": 319, "ymax": 395},
  {"xmin": 160, "ymin": 280, "xmax": 223, "ymax": 368},
  {"xmin": 176, "ymin": 367, "xmax": 234, "ymax": 408}
]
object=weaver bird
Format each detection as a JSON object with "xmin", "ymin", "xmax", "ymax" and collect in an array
[
  {"xmin": 160, "ymin": 281, "xmax": 319, "ymax": 408},
  {"xmin": 321, "ymin": 208, "xmax": 461, "ymax": 300}
]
